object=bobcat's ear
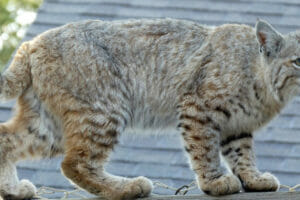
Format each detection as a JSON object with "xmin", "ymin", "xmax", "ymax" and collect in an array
[{"xmin": 255, "ymin": 20, "xmax": 283, "ymax": 57}]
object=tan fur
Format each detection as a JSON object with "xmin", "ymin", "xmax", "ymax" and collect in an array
[{"xmin": 0, "ymin": 18, "xmax": 300, "ymax": 199}]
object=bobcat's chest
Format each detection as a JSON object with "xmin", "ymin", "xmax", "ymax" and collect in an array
[{"xmin": 223, "ymin": 97, "xmax": 280, "ymax": 134}]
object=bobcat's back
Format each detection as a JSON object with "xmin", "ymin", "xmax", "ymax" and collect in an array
[
  {"xmin": 28, "ymin": 19, "xmax": 211, "ymax": 132},
  {"xmin": 6, "ymin": 19, "xmax": 287, "ymax": 135}
]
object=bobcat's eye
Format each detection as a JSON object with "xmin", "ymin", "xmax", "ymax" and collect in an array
[{"xmin": 292, "ymin": 58, "xmax": 300, "ymax": 69}]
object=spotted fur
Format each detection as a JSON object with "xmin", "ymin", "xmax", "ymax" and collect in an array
[{"xmin": 0, "ymin": 19, "xmax": 300, "ymax": 199}]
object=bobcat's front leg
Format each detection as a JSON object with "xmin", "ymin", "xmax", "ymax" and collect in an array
[
  {"xmin": 178, "ymin": 100, "xmax": 241, "ymax": 196},
  {"xmin": 221, "ymin": 134, "xmax": 279, "ymax": 192}
]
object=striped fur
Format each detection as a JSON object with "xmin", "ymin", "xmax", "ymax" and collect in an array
[{"xmin": 0, "ymin": 19, "xmax": 300, "ymax": 199}]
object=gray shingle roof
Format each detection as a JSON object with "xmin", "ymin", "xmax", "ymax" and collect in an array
[{"xmin": 2, "ymin": 0, "xmax": 300, "ymax": 198}]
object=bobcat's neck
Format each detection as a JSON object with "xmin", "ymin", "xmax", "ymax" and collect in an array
[
  {"xmin": 254, "ymin": 56, "xmax": 283, "ymax": 120},
  {"xmin": 258, "ymin": 54, "xmax": 297, "ymax": 112}
]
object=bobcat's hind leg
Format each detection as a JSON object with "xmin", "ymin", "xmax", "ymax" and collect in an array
[
  {"xmin": 61, "ymin": 113, "xmax": 153, "ymax": 200},
  {"xmin": 0, "ymin": 124, "xmax": 38, "ymax": 200},
  {"xmin": 0, "ymin": 97, "xmax": 63, "ymax": 199},
  {"xmin": 221, "ymin": 135, "xmax": 279, "ymax": 192},
  {"xmin": 0, "ymin": 160, "xmax": 36, "ymax": 200}
]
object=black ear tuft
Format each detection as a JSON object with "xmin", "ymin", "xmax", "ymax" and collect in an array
[{"xmin": 255, "ymin": 20, "xmax": 283, "ymax": 57}]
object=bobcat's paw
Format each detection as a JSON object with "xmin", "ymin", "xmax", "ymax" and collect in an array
[
  {"xmin": 199, "ymin": 174, "xmax": 241, "ymax": 196},
  {"xmin": 239, "ymin": 172, "xmax": 279, "ymax": 192},
  {"xmin": 121, "ymin": 176, "xmax": 153, "ymax": 199},
  {"xmin": 0, "ymin": 179, "xmax": 36, "ymax": 200}
]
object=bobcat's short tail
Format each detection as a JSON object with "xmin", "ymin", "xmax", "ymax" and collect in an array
[{"xmin": 0, "ymin": 42, "xmax": 32, "ymax": 101}]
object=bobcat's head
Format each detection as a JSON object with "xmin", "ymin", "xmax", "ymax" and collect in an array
[{"xmin": 256, "ymin": 20, "xmax": 300, "ymax": 103}]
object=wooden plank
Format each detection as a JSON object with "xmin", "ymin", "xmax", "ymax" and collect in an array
[
  {"xmin": 38, "ymin": 3, "xmax": 300, "ymax": 27},
  {"xmin": 0, "ymin": 100, "xmax": 15, "ymax": 109},
  {"xmin": 255, "ymin": 128, "xmax": 300, "ymax": 143},
  {"xmin": 31, "ymin": 11, "xmax": 299, "ymax": 36},
  {"xmin": 255, "ymin": 142, "xmax": 300, "ymax": 158},
  {"xmin": 25, "ymin": 23, "xmax": 57, "ymax": 36},
  {"xmin": 80, "ymin": 192, "xmax": 300, "ymax": 200},
  {"xmin": 242, "ymin": 0, "xmax": 300, "ymax": 5},
  {"xmin": 41, "ymin": 0, "xmax": 295, "ymax": 16},
  {"xmin": 48, "ymin": 0, "xmax": 300, "ymax": 7},
  {"xmin": 0, "ymin": 109, "xmax": 13, "ymax": 122},
  {"xmin": 34, "ymin": 3, "xmax": 300, "ymax": 34},
  {"xmin": 33, "ymin": 12, "xmax": 117, "ymax": 26}
]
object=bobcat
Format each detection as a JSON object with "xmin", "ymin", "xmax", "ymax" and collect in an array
[{"xmin": 0, "ymin": 18, "xmax": 299, "ymax": 200}]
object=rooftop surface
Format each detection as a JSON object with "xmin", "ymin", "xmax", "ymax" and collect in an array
[{"xmin": 1, "ymin": 0, "xmax": 300, "ymax": 198}]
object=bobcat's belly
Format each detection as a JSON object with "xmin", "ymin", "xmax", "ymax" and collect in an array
[{"xmin": 125, "ymin": 106, "xmax": 178, "ymax": 134}]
